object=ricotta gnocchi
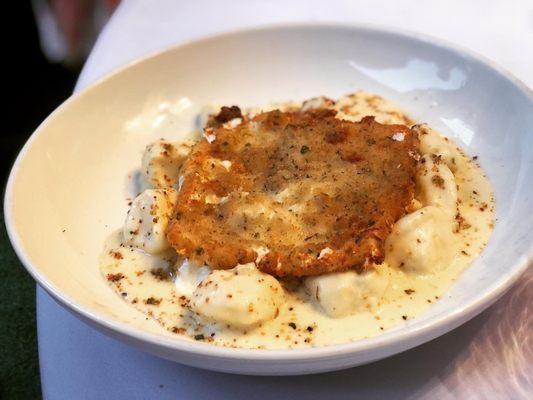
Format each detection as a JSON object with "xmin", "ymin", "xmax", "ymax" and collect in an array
[{"xmin": 100, "ymin": 92, "xmax": 494, "ymax": 349}]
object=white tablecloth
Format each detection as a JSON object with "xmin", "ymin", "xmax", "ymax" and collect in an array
[{"xmin": 38, "ymin": 1, "xmax": 533, "ymax": 398}]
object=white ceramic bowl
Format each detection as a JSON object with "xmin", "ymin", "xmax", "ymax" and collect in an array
[{"xmin": 5, "ymin": 24, "xmax": 532, "ymax": 375}]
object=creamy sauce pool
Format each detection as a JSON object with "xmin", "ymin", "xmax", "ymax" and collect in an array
[{"xmin": 100, "ymin": 126, "xmax": 494, "ymax": 349}]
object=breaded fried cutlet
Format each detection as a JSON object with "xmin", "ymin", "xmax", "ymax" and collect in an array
[{"xmin": 167, "ymin": 109, "xmax": 419, "ymax": 277}]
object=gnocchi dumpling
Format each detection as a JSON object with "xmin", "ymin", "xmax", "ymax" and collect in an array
[
  {"xmin": 190, "ymin": 264, "xmax": 285, "ymax": 328},
  {"xmin": 416, "ymin": 154, "xmax": 458, "ymax": 218},
  {"xmin": 304, "ymin": 270, "xmax": 389, "ymax": 318},
  {"xmin": 415, "ymin": 124, "xmax": 459, "ymax": 171},
  {"xmin": 123, "ymin": 188, "xmax": 178, "ymax": 254},
  {"xmin": 385, "ymin": 206, "xmax": 457, "ymax": 275},
  {"xmin": 174, "ymin": 260, "xmax": 212, "ymax": 297},
  {"xmin": 141, "ymin": 139, "xmax": 196, "ymax": 189}
]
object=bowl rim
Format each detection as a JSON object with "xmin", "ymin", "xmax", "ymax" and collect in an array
[{"xmin": 4, "ymin": 22, "xmax": 533, "ymax": 362}]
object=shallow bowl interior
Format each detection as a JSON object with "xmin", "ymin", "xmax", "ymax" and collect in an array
[{"xmin": 5, "ymin": 24, "xmax": 532, "ymax": 375}]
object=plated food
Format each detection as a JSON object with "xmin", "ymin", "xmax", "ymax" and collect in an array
[
  {"xmin": 100, "ymin": 92, "xmax": 494, "ymax": 349},
  {"xmin": 7, "ymin": 24, "xmax": 531, "ymax": 375}
]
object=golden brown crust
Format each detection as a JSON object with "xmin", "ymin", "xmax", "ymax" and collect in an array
[
  {"xmin": 206, "ymin": 106, "xmax": 243, "ymax": 128},
  {"xmin": 167, "ymin": 109, "xmax": 419, "ymax": 277}
]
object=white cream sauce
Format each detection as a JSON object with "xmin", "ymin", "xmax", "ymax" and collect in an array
[{"xmin": 100, "ymin": 93, "xmax": 494, "ymax": 349}]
